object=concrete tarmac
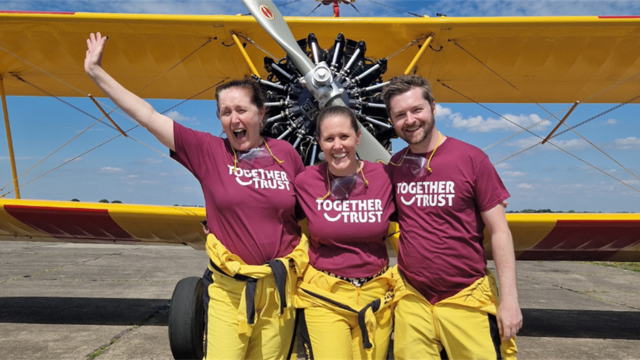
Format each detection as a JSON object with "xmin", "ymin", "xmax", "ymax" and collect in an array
[{"xmin": 1, "ymin": 241, "xmax": 640, "ymax": 360}]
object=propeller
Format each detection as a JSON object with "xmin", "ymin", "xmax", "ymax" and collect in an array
[{"xmin": 241, "ymin": 0, "xmax": 391, "ymax": 163}]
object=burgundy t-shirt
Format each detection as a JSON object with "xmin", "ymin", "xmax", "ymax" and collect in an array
[
  {"xmin": 295, "ymin": 161, "xmax": 395, "ymax": 278},
  {"xmin": 389, "ymin": 137, "xmax": 510, "ymax": 304},
  {"xmin": 171, "ymin": 122, "xmax": 305, "ymax": 265}
]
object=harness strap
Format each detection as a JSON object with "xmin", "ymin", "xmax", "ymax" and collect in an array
[
  {"xmin": 210, "ymin": 259, "xmax": 290, "ymax": 325},
  {"xmin": 266, "ymin": 260, "xmax": 288, "ymax": 315},
  {"xmin": 357, "ymin": 299, "xmax": 381, "ymax": 349}
]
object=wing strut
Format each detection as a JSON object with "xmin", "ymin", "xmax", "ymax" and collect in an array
[
  {"xmin": 231, "ymin": 31, "xmax": 260, "ymax": 76},
  {"xmin": 0, "ymin": 75, "xmax": 20, "ymax": 199},
  {"xmin": 88, "ymin": 95, "xmax": 128, "ymax": 138},
  {"xmin": 542, "ymin": 101, "xmax": 579, "ymax": 145},
  {"xmin": 404, "ymin": 33, "xmax": 434, "ymax": 75}
]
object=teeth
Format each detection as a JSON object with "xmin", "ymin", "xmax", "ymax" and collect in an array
[
  {"xmin": 333, "ymin": 153, "xmax": 347, "ymax": 159},
  {"xmin": 233, "ymin": 129, "xmax": 245, "ymax": 133},
  {"xmin": 406, "ymin": 125, "xmax": 421, "ymax": 131}
]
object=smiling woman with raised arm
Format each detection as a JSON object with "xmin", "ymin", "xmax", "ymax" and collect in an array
[
  {"xmin": 293, "ymin": 106, "xmax": 396, "ymax": 360},
  {"xmin": 85, "ymin": 32, "xmax": 308, "ymax": 360}
]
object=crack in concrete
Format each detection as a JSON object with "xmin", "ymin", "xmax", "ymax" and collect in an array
[
  {"xmin": 550, "ymin": 284, "xmax": 640, "ymax": 311},
  {"xmin": 86, "ymin": 303, "xmax": 170, "ymax": 359}
]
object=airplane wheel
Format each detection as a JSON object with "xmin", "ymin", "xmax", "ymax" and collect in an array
[{"xmin": 168, "ymin": 276, "xmax": 204, "ymax": 360}]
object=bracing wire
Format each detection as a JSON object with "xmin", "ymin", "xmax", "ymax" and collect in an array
[
  {"xmin": 307, "ymin": 3, "xmax": 322, "ymax": 16},
  {"xmin": 450, "ymin": 40, "xmax": 640, "ymax": 182},
  {"xmin": 0, "ymin": 37, "xmax": 215, "ymax": 195},
  {"xmin": 363, "ymin": 0, "xmax": 423, "ymax": 17},
  {"xmin": 440, "ymin": 82, "xmax": 640, "ymax": 194},
  {"xmin": 0, "ymin": 78, "xmax": 227, "ymax": 198}
]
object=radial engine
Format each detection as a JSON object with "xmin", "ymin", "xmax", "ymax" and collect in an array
[{"xmin": 257, "ymin": 33, "xmax": 396, "ymax": 165}]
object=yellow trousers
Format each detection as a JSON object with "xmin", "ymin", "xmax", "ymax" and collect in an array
[
  {"xmin": 393, "ymin": 268, "xmax": 517, "ymax": 360},
  {"xmin": 295, "ymin": 265, "xmax": 395, "ymax": 360},
  {"xmin": 203, "ymin": 234, "xmax": 309, "ymax": 360}
]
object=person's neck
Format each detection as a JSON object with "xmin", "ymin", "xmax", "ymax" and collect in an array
[
  {"xmin": 329, "ymin": 160, "xmax": 360, "ymax": 177},
  {"xmin": 409, "ymin": 129, "xmax": 446, "ymax": 154}
]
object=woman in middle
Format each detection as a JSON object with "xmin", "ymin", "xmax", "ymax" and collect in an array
[{"xmin": 294, "ymin": 106, "xmax": 396, "ymax": 360}]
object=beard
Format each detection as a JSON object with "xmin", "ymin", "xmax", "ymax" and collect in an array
[{"xmin": 401, "ymin": 118, "xmax": 435, "ymax": 146}]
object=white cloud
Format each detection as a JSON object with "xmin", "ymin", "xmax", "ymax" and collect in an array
[
  {"xmin": 506, "ymin": 137, "xmax": 588, "ymax": 151},
  {"xmin": 506, "ymin": 137, "xmax": 540, "ymax": 149},
  {"xmin": 435, "ymin": 104, "xmax": 452, "ymax": 121},
  {"xmin": 503, "ymin": 171, "xmax": 527, "ymax": 177},
  {"xmin": 494, "ymin": 163, "xmax": 512, "ymax": 169},
  {"xmin": 165, "ymin": 110, "xmax": 197, "ymax": 123},
  {"xmin": 614, "ymin": 137, "xmax": 640, "ymax": 150},
  {"xmin": 553, "ymin": 139, "xmax": 589, "ymax": 151},
  {"xmin": 100, "ymin": 167, "xmax": 125, "ymax": 174},
  {"xmin": 603, "ymin": 119, "xmax": 618, "ymax": 125},
  {"xmin": 128, "ymin": 175, "xmax": 139, "ymax": 178},
  {"xmin": 449, "ymin": 113, "xmax": 550, "ymax": 133},
  {"xmin": 516, "ymin": 183, "xmax": 534, "ymax": 189}
]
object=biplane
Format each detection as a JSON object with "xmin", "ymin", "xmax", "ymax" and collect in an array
[{"xmin": 2, "ymin": 0, "xmax": 640, "ymax": 358}]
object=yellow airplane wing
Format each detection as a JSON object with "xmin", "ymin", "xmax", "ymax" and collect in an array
[
  {"xmin": 2, "ymin": 199, "xmax": 640, "ymax": 260},
  {"xmin": 0, "ymin": 198, "xmax": 206, "ymax": 249},
  {"xmin": 1, "ymin": 11, "xmax": 639, "ymax": 103}
]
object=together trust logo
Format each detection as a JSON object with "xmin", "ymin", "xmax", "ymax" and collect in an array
[
  {"xmin": 315, "ymin": 198, "xmax": 384, "ymax": 223},
  {"xmin": 397, "ymin": 180, "xmax": 456, "ymax": 207},
  {"xmin": 227, "ymin": 165, "xmax": 291, "ymax": 190}
]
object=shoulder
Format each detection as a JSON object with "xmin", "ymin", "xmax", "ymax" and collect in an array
[
  {"xmin": 264, "ymin": 137, "xmax": 296, "ymax": 156},
  {"xmin": 295, "ymin": 163, "xmax": 324, "ymax": 184},
  {"xmin": 362, "ymin": 160, "xmax": 393, "ymax": 189},
  {"xmin": 362, "ymin": 160, "xmax": 388, "ymax": 176},
  {"xmin": 390, "ymin": 146, "xmax": 409, "ymax": 164},
  {"xmin": 173, "ymin": 122, "xmax": 223, "ymax": 148},
  {"xmin": 444, "ymin": 137, "xmax": 490, "ymax": 165},
  {"xmin": 446, "ymin": 137, "xmax": 486, "ymax": 156},
  {"xmin": 264, "ymin": 137, "xmax": 303, "ymax": 165}
]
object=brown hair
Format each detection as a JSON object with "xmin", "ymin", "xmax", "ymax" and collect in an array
[
  {"xmin": 381, "ymin": 75, "xmax": 435, "ymax": 113},
  {"xmin": 315, "ymin": 106, "xmax": 359, "ymax": 138},
  {"xmin": 215, "ymin": 78, "xmax": 265, "ymax": 114}
]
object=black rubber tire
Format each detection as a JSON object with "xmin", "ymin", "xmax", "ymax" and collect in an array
[{"xmin": 168, "ymin": 276, "xmax": 204, "ymax": 360}]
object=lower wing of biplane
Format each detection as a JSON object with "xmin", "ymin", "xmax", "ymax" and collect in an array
[{"xmin": 2, "ymin": 199, "xmax": 640, "ymax": 261}]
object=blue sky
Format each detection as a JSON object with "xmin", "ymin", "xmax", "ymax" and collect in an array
[{"xmin": 1, "ymin": 0, "xmax": 639, "ymax": 212}]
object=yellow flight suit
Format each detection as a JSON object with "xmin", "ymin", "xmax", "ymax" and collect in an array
[
  {"xmin": 203, "ymin": 233, "xmax": 309, "ymax": 360},
  {"xmin": 392, "ymin": 267, "xmax": 518, "ymax": 360}
]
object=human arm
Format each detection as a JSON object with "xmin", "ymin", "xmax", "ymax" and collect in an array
[
  {"xmin": 482, "ymin": 203, "xmax": 523, "ymax": 341},
  {"xmin": 84, "ymin": 32, "xmax": 175, "ymax": 151}
]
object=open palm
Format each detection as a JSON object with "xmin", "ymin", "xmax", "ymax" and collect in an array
[{"xmin": 84, "ymin": 32, "xmax": 107, "ymax": 76}]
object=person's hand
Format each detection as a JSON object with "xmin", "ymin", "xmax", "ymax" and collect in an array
[
  {"xmin": 496, "ymin": 298, "xmax": 522, "ymax": 341},
  {"xmin": 84, "ymin": 32, "xmax": 107, "ymax": 77},
  {"xmin": 202, "ymin": 225, "xmax": 210, "ymax": 235}
]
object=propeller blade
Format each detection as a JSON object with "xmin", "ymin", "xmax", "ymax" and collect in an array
[
  {"xmin": 357, "ymin": 123, "xmax": 391, "ymax": 163},
  {"xmin": 241, "ymin": 0, "xmax": 314, "ymax": 76}
]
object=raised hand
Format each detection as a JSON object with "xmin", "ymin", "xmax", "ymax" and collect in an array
[{"xmin": 84, "ymin": 32, "xmax": 108, "ymax": 77}]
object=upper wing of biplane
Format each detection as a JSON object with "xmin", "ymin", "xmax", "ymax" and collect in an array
[
  {"xmin": 1, "ymin": 198, "xmax": 640, "ymax": 261},
  {"xmin": 1, "ymin": 11, "xmax": 640, "ymax": 103}
]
